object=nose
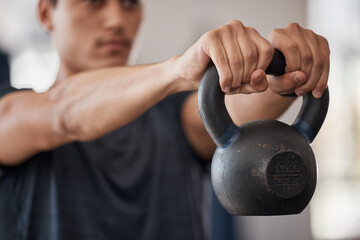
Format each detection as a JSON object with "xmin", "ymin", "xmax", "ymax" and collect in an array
[{"xmin": 102, "ymin": 1, "xmax": 126, "ymax": 32}]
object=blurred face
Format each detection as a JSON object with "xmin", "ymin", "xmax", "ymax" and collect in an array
[{"xmin": 47, "ymin": 0, "xmax": 142, "ymax": 74}]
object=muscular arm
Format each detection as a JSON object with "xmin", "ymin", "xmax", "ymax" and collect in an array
[
  {"xmin": 0, "ymin": 57, "xmax": 193, "ymax": 165},
  {"xmin": 0, "ymin": 21, "xmax": 329, "ymax": 165}
]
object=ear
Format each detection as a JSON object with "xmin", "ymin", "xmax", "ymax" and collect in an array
[{"xmin": 38, "ymin": 0, "xmax": 54, "ymax": 32}]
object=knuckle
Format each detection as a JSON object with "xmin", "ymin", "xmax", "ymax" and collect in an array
[
  {"xmin": 259, "ymin": 44, "xmax": 274, "ymax": 58},
  {"xmin": 302, "ymin": 51, "xmax": 313, "ymax": 65},
  {"xmin": 204, "ymin": 30, "xmax": 217, "ymax": 39},
  {"xmin": 269, "ymin": 28, "xmax": 282, "ymax": 39},
  {"xmin": 304, "ymin": 29, "xmax": 317, "ymax": 40},
  {"xmin": 220, "ymin": 24, "xmax": 232, "ymax": 34},
  {"xmin": 321, "ymin": 36, "xmax": 330, "ymax": 48},
  {"xmin": 312, "ymin": 58, "xmax": 324, "ymax": 71},
  {"xmin": 285, "ymin": 41, "xmax": 299, "ymax": 53},
  {"xmin": 201, "ymin": 32, "xmax": 210, "ymax": 42},
  {"xmin": 230, "ymin": 55, "xmax": 243, "ymax": 68},
  {"xmin": 317, "ymin": 34, "xmax": 326, "ymax": 42},
  {"xmin": 242, "ymin": 49, "xmax": 257, "ymax": 63},
  {"xmin": 245, "ymin": 26, "xmax": 257, "ymax": 34},
  {"xmin": 306, "ymin": 29, "xmax": 316, "ymax": 36},
  {"xmin": 318, "ymin": 35, "xmax": 330, "ymax": 52},
  {"xmin": 288, "ymin": 22, "xmax": 302, "ymax": 31},
  {"xmin": 216, "ymin": 55, "xmax": 228, "ymax": 66},
  {"xmin": 230, "ymin": 20, "xmax": 244, "ymax": 28}
]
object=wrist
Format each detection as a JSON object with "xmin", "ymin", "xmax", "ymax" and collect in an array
[{"xmin": 165, "ymin": 55, "xmax": 199, "ymax": 95}]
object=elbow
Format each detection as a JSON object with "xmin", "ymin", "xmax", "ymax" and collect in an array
[
  {"xmin": 56, "ymin": 109, "xmax": 92, "ymax": 143},
  {"xmin": 50, "ymin": 90, "xmax": 95, "ymax": 143},
  {"xmin": 56, "ymin": 104, "xmax": 98, "ymax": 143}
]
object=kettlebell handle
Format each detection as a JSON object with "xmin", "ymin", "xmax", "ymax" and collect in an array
[{"xmin": 198, "ymin": 49, "xmax": 329, "ymax": 147}]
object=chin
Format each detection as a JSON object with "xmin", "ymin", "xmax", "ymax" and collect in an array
[{"xmin": 93, "ymin": 58, "xmax": 128, "ymax": 69}]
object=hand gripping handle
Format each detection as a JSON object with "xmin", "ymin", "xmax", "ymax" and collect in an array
[{"xmin": 198, "ymin": 49, "xmax": 329, "ymax": 147}]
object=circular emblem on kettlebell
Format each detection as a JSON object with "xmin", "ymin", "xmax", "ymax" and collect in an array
[{"xmin": 266, "ymin": 151, "xmax": 308, "ymax": 199}]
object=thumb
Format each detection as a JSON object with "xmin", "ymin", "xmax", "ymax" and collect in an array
[{"xmin": 267, "ymin": 70, "xmax": 306, "ymax": 95}]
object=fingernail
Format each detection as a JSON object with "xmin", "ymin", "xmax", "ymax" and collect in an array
[
  {"xmin": 315, "ymin": 91, "xmax": 323, "ymax": 98},
  {"xmin": 255, "ymin": 75, "xmax": 263, "ymax": 83},
  {"xmin": 224, "ymin": 86, "xmax": 230, "ymax": 92},
  {"xmin": 296, "ymin": 90, "xmax": 304, "ymax": 96},
  {"xmin": 294, "ymin": 74, "xmax": 302, "ymax": 83}
]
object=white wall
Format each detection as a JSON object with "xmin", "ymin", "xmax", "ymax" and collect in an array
[
  {"xmin": 131, "ymin": 0, "xmax": 308, "ymax": 65},
  {"xmin": 307, "ymin": 1, "xmax": 360, "ymax": 239}
]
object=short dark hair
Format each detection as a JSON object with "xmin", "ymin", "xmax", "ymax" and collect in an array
[{"xmin": 49, "ymin": 0, "xmax": 57, "ymax": 5}]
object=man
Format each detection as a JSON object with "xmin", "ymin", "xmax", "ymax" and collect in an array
[{"xmin": 0, "ymin": 0, "xmax": 329, "ymax": 239}]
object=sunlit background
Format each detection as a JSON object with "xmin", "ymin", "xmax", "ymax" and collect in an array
[{"xmin": 0, "ymin": 0, "xmax": 359, "ymax": 239}]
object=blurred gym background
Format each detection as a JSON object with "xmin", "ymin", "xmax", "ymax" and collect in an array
[{"xmin": 0, "ymin": 0, "xmax": 359, "ymax": 239}]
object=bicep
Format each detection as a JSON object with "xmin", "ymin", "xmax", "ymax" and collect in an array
[{"xmin": 181, "ymin": 92, "xmax": 215, "ymax": 161}]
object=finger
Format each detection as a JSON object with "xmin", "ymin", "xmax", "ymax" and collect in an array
[
  {"xmin": 219, "ymin": 25, "xmax": 244, "ymax": 91},
  {"xmin": 268, "ymin": 71, "xmax": 306, "ymax": 95},
  {"xmin": 236, "ymin": 27, "xmax": 258, "ymax": 84},
  {"xmin": 312, "ymin": 35, "xmax": 330, "ymax": 98},
  {"xmin": 285, "ymin": 24, "xmax": 314, "ymax": 81},
  {"xmin": 240, "ymin": 76, "xmax": 268, "ymax": 94},
  {"xmin": 203, "ymin": 32, "xmax": 232, "ymax": 92},
  {"xmin": 295, "ymin": 30, "xmax": 324, "ymax": 95},
  {"xmin": 247, "ymin": 27, "xmax": 274, "ymax": 71},
  {"xmin": 227, "ymin": 70, "xmax": 268, "ymax": 95},
  {"xmin": 249, "ymin": 69, "xmax": 269, "ymax": 92},
  {"xmin": 269, "ymin": 28, "xmax": 301, "ymax": 73}
]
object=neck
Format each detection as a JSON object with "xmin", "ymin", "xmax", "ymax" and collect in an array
[{"xmin": 54, "ymin": 64, "xmax": 79, "ymax": 86}]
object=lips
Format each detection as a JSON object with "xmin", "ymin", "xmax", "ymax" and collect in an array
[{"xmin": 97, "ymin": 38, "xmax": 132, "ymax": 52}]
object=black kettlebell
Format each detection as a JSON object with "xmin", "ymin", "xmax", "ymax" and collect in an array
[{"xmin": 198, "ymin": 49, "xmax": 329, "ymax": 215}]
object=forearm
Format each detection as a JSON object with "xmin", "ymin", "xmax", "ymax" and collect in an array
[
  {"xmin": 51, "ymin": 57, "xmax": 186, "ymax": 141},
  {"xmin": 225, "ymin": 89, "xmax": 296, "ymax": 125},
  {"xmin": 0, "ymin": 57, "xmax": 189, "ymax": 165}
]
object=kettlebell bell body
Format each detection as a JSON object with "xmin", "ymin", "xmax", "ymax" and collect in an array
[
  {"xmin": 212, "ymin": 120, "xmax": 317, "ymax": 215},
  {"xmin": 198, "ymin": 49, "xmax": 329, "ymax": 216}
]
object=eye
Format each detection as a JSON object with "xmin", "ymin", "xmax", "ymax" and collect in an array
[{"xmin": 122, "ymin": 0, "xmax": 140, "ymax": 9}]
